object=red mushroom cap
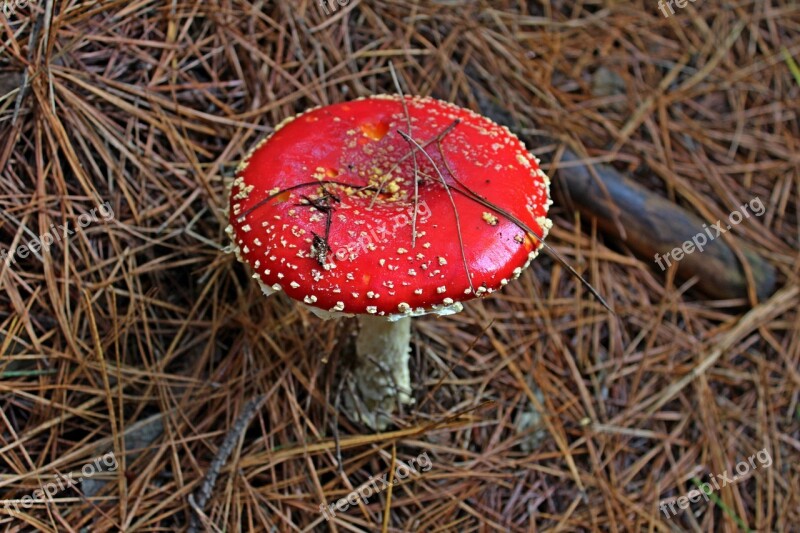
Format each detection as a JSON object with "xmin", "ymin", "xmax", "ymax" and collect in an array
[{"xmin": 227, "ymin": 95, "xmax": 552, "ymax": 318}]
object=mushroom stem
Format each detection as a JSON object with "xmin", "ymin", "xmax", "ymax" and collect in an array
[{"xmin": 348, "ymin": 315, "xmax": 414, "ymax": 430}]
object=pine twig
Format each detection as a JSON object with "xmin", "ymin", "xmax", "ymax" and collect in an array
[{"xmin": 187, "ymin": 395, "xmax": 266, "ymax": 533}]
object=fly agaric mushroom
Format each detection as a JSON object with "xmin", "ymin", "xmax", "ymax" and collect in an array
[{"xmin": 227, "ymin": 95, "xmax": 552, "ymax": 429}]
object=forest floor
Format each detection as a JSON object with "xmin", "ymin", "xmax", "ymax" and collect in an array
[{"xmin": 0, "ymin": 1, "xmax": 798, "ymax": 531}]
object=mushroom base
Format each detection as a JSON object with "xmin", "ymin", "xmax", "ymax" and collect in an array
[{"xmin": 346, "ymin": 315, "xmax": 414, "ymax": 430}]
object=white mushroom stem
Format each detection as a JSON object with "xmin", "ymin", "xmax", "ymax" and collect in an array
[{"xmin": 347, "ymin": 315, "xmax": 414, "ymax": 430}]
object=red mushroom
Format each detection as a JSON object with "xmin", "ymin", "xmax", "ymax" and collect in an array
[{"xmin": 227, "ymin": 95, "xmax": 552, "ymax": 429}]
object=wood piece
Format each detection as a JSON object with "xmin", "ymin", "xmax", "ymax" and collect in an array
[{"xmin": 556, "ymin": 150, "xmax": 777, "ymax": 301}]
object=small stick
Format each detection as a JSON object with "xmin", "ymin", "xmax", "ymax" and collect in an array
[
  {"xmin": 12, "ymin": 3, "xmax": 45, "ymax": 125},
  {"xmin": 388, "ymin": 62, "xmax": 421, "ymax": 247},
  {"xmin": 397, "ymin": 129, "xmax": 475, "ymax": 295},
  {"xmin": 436, "ymin": 148, "xmax": 614, "ymax": 313},
  {"xmin": 451, "ymin": 180, "xmax": 614, "ymax": 313},
  {"xmin": 236, "ymin": 179, "xmax": 366, "ymax": 222},
  {"xmin": 367, "ymin": 120, "xmax": 460, "ymax": 208},
  {"xmin": 332, "ymin": 375, "xmax": 347, "ymax": 477},
  {"xmin": 187, "ymin": 395, "xmax": 266, "ymax": 533},
  {"xmin": 297, "ymin": 187, "xmax": 339, "ymax": 266}
]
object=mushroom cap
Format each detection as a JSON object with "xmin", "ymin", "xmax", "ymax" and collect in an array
[{"xmin": 227, "ymin": 95, "xmax": 552, "ymax": 319}]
